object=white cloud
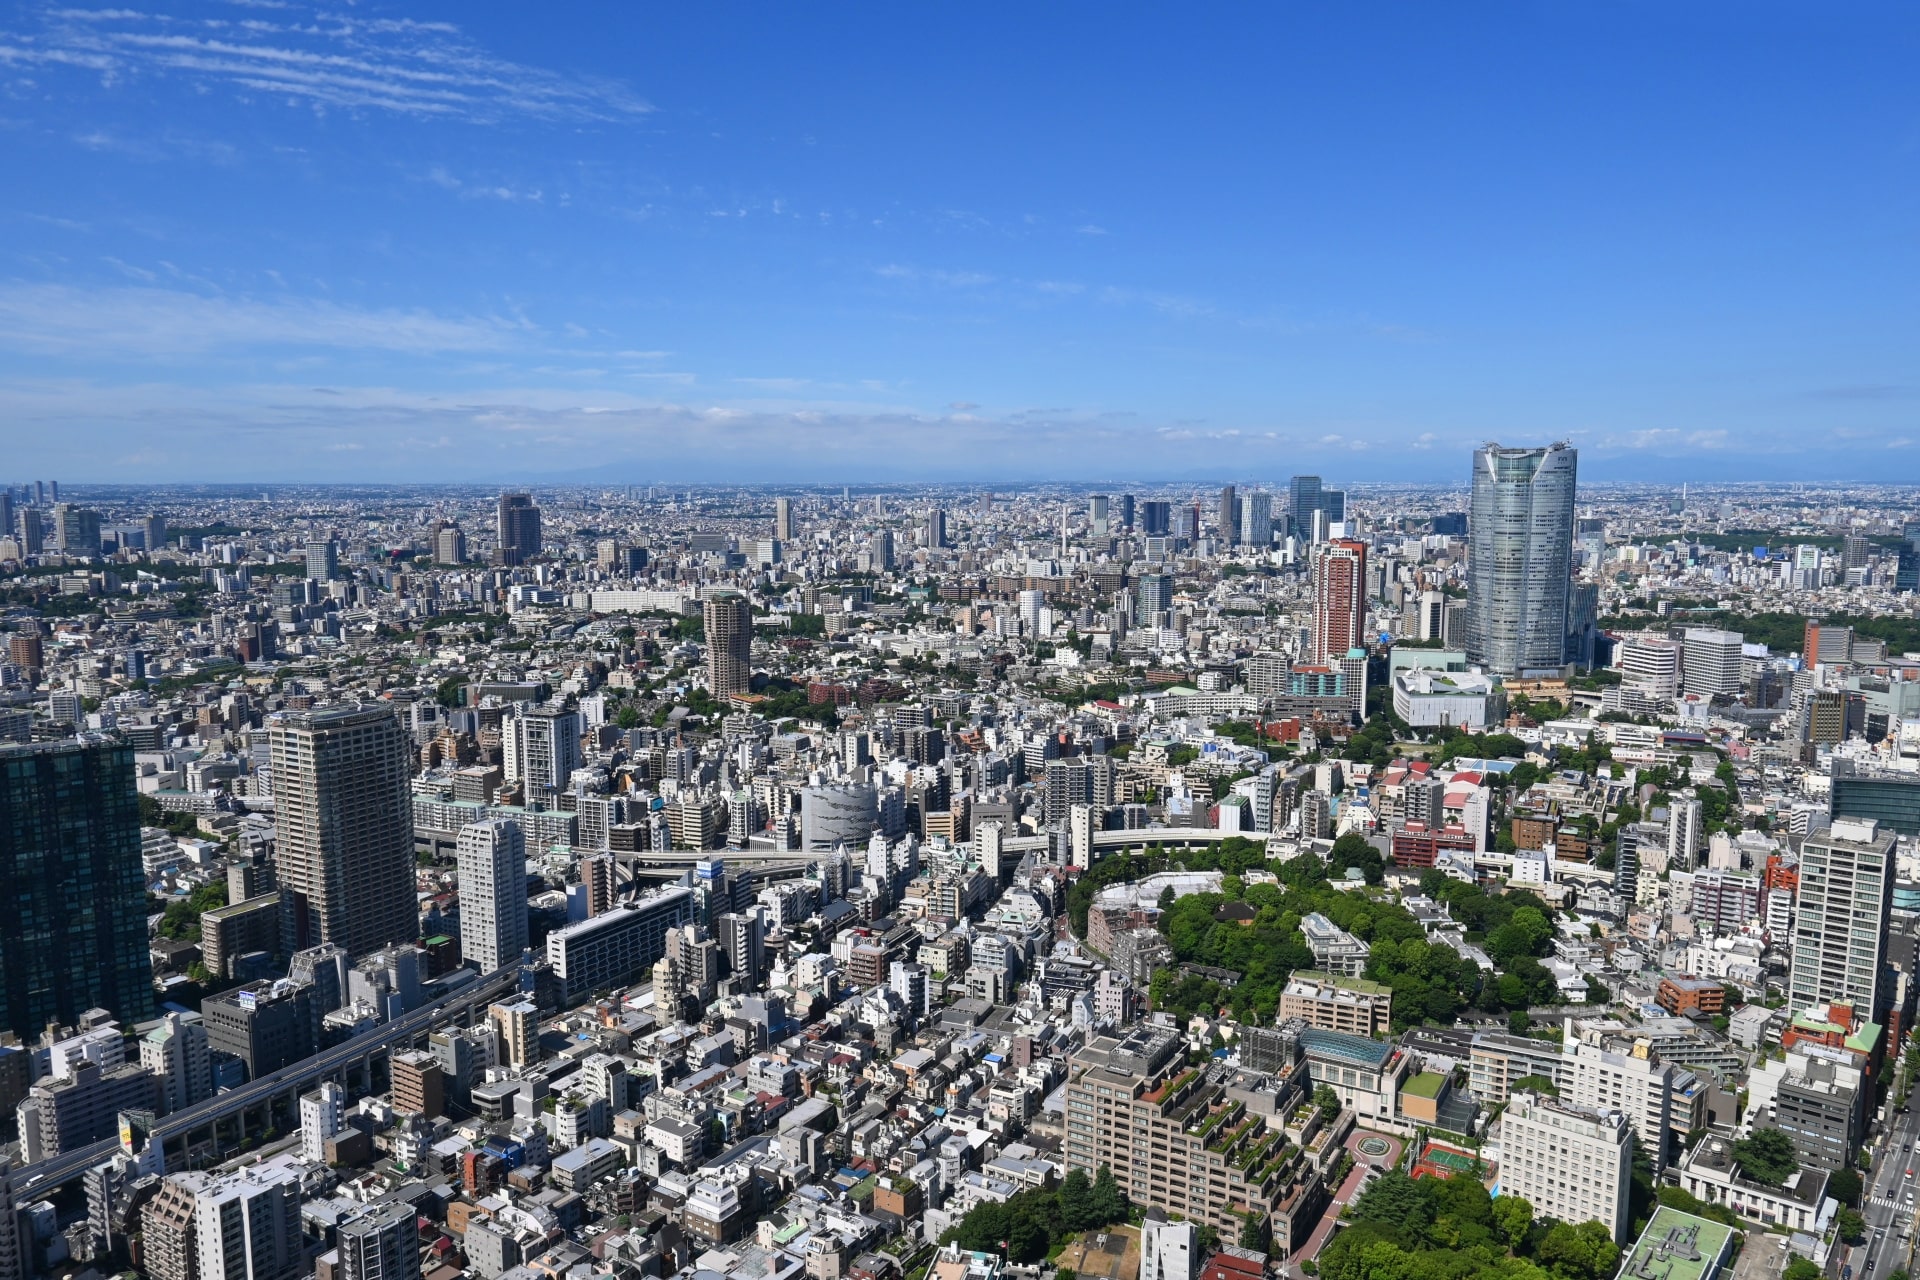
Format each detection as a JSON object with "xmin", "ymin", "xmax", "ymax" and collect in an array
[
  {"xmin": 0, "ymin": 283, "xmax": 523, "ymax": 356},
  {"xmin": 1, "ymin": 6, "xmax": 651, "ymax": 123}
]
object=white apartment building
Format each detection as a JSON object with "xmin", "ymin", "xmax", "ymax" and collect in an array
[
  {"xmin": 1140, "ymin": 1209, "xmax": 1197, "ymax": 1280},
  {"xmin": 1562, "ymin": 1029, "xmax": 1699, "ymax": 1171},
  {"xmin": 1500, "ymin": 1091, "xmax": 1632, "ymax": 1243},
  {"xmin": 1789, "ymin": 818, "xmax": 1896, "ymax": 1018},
  {"xmin": 299, "ymin": 1081, "xmax": 344, "ymax": 1165},
  {"xmin": 458, "ymin": 818, "xmax": 528, "ymax": 973}
]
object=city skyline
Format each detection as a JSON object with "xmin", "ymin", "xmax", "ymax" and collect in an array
[{"xmin": 2, "ymin": 4, "xmax": 1917, "ymax": 482}]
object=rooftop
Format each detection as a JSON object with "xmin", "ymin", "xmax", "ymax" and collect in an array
[{"xmin": 1620, "ymin": 1206, "xmax": 1734, "ymax": 1280}]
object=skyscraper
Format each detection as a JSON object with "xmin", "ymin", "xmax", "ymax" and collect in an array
[
  {"xmin": 458, "ymin": 819, "xmax": 528, "ymax": 973},
  {"xmin": 1897, "ymin": 521, "xmax": 1920, "ymax": 594},
  {"xmin": 1140, "ymin": 500, "xmax": 1172, "ymax": 536},
  {"xmin": 1311, "ymin": 538, "xmax": 1368, "ymax": 664},
  {"xmin": 1789, "ymin": 818, "xmax": 1896, "ymax": 1018},
  {"xmin": 1465, "ymin": 442, "xmax": 1578, "ymax": 677},
  {"xmin": 1135, "ymin": 571, "xmax": 1172, "ymax": 627},
  {"xmin": 433, "ymin": 522, "xmax": 466, "ymax": 565},
  {"xmin": 51, "ymin": 503, "xmax": 101, "ymax": 557},
  {"xmin": 304, "ymin": 538, "xmax": 338, "ymax": 582},
  {"xmin": 1118, "ymin": 493, "xmax": 1135, "ymax": 531},
  {"xmin": 773, "ymin": 496, "xmax": 794, "ymax": 542},
  {"xmin": 1088, "ymin": 494, "xmax": 1110, "ymax": 538},
  {"xmin": 270, "ymin": 705, "xmax": 418, "ymax": 957},
  {"xmin": 1237, "ymin": 491, "xmax": 1273, "ymax": 547},
  {"xmin": 924, "ymin": 507, "xmax": 948, "ymax": 549},
  {"xmin": 704, "ymin": 591, "xmax": 753, "ymax": 701},
  {"xmin": 1217, "ymin": 485, "xmax": 1238, "ymax": 544},
  {"xmin": 495, "ymin": 493, "xmax": 542, "ymax": 566},
  {"xmin": 1288, "ymin": 474, "xmax": 1322, "ymax": 541},
  {"xmin": 0, "ymin": 736, "xmax": 152, "ymax": 1040}
]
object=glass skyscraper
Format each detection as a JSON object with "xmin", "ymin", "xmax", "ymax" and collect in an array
[
  {"xmin": 0, "ymin": 735, "xmax": 152, "ymax": 1039},
  {"xmin": 1466, "ymin": 442, "xmax": 1578, "ymax": 677}
]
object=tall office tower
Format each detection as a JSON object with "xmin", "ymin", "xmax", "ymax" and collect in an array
[
  {"xmin": 139, "ymin": 1013, "xmax": 211, "ymax": 1114},
  {"xmin": 1217, "ymin": 485, "xmax": 1239, "ymax": 544},
  {"xmin": 458, "ymin": 819, "xmax": 527, "ymax": 973},
  {"xmin": 13, "ymin": 507, "xmax": 41, "ymax": 555},
  {"xmin": 51, "ymin": 503, "xmax": 101, "ymax": 557},
  {"xmin": 1135, "ymin": 572, "xmax": 1172, "ymax": 626},
  {"xmin": 433, "ymin": 522, "xmax": 466, "ymax": 565},
  {"xmin": 773, "ymin": 496, "xmax": 795, "ymax": 542},
  {"xmin": 1237, "ymin": 491, "xmax": 1273, "ymax": 547},
  {"xmin": 704, "ymin": 591, "xmax": 753, "ymax": 701},
  {"xmin": 193, "ymin": 1166, "xmax": 304, "ymax": 1280},
  {"xmin": 924, "ymin": 507, "xmax": 948, "ymax": 549},
  {"xmin": 1140, "ymin": 500, "xmax": 1172, "ymax": 536},
  {"xmin": 0, "ymin": 493, "xmax": 10, "ymax": 549},
  {"xmin": 0, "ymin": 736, "xmax": 151, "ymax": 1039},
  {"xmin": 270, "ymin": 705, "xmax": 418, "ymax": 958},
  {"xmin": 1118, "ymin": 493, "xmax": 1135, "ymax": 531},
  {"xmin": 1088, "ymin": 493, "xmax": 1111, "ymax": 538},
  {"xmin": 1898, "ymin": 521, "xmax": 1920, "ymax": 594},
  {"xmin": 1465, "ymin": 442, "xmax": 1577, "ymax": 677},
  {"xmin": 1843, "ymin": 534, "xmax": 1872, "ymax": 572},
  {"xmin": 502, "ymin": 705, "xmax": 582, "ymax": 799},
  {"xmin": 495, "ymin": 492, "xmax": 542, "ymax": 566},
  {"xmin": 337, "ymin": 1202, "xmax": 423, "ymax": 1280},
  {"xmin": 1289, "ymin": 474, "xmax": 1323, "ymax": 541},
  {"xmin": 304, "ymin": 538, "xmax": 339, "ymax": 581},
  {"xmin": 142, "ymin": 513, "xmax": 167, "ymax": 554},
  {"xmin": 872, "ymin": 529, "xmax": 895, "ymax": 570},
  {"xmin": 1311, "ymin": 538, "xmax": 1368, "ymax": 664},
  {"xmin": 1682, "ymin": 628, "xmax": 1745, "ymax": 699},
  {"xmin": 1500, "ymin": 1093, "xmax": 1632, "ymax": 1244},
  {"xmin": 1789, "ymin": 818, "xmax": 1897, "ymax": 1017}
]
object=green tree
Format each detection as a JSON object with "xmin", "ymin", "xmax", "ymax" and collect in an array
[
  {"xmin": 1348, "ymin": 1169, "xmax": 1432, "ymax": 1238},
  {"xmin": 1314, "ymin": 1083, "xmax": 1342, "ymax": 1123},
  {"xmin": 1509, "ymin": 1074, "xmax": 1558, "ymax": 1097},
  {"xmin": 1783, "ymin": 1260, "xmax": 1821, "ymax": 1280},
  {"xmin": 1836, "ymin": 1208, "xmax": 1867, "ymax": 1244},
  {"xmin": 1829, "ymin": 1167, "xmax": 1862, "ymax": 1207},
  {"xmin": 1238, "ymin": 1214, "xmax": 1270, "ymax": 1255},
  {"xmin": 1730, "ymin": 1127, "xmax": 1797, "ymax": 1187},
  {"xmin": 1491, "ymin": 1195, "xmax": 1533, "ymax": 1249},
  {"xmin": 1090, "ymin": 1164, "xmax": 1127, "ymax": 1225},
  {"xmin": 1059, "ymin": 1169, "xmax": 1095, "ymax": 1232}
]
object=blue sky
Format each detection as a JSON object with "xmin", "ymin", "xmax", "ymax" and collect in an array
[{"xmin": 1, "ymin": 2, "xmax": 1916, "ymax": 484}]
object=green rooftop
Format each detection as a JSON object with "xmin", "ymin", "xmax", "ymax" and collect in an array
[
  {"xmin": 1618, "ymin": 1206, "xmax": 1733, "ymax": 1280},
  {"xmin": 1402, "ymin": 1071, "xmax": 1446, "ymax": 1100}
]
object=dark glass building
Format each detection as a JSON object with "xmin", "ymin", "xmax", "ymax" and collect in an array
[{"xmin": 0, "ymin": 735, "xmax": 152, "ymax": 1038}]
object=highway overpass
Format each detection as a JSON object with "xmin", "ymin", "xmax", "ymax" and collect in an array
[{"xmin": 10, "ymin": 964, "xmax": 524, "ymax": 1198}]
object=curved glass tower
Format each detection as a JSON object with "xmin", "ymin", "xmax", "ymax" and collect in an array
[{"xmin": 1467, "ymin": 442, "xmax": 1577, "ymax": 677}]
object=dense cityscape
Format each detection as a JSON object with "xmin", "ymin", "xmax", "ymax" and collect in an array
[{"xmin": 2, "ymin": 456, "xmax": 1920, "ymax": 1280}]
